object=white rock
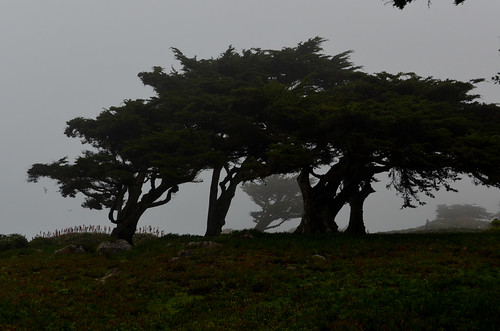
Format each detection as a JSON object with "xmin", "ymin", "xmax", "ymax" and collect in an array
[{"xmin": 97, "ymin": 240, "xmax": 131, "ymax": 254}]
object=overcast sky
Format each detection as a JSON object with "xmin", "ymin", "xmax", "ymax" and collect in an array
[{"xmin": 1, "ymin": 1, "xmax": 499, "ymax": 238}]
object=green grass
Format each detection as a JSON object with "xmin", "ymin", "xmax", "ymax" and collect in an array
[{"xmin": 0, "ymin": 231, "xmax": 498, "ymax": 330}]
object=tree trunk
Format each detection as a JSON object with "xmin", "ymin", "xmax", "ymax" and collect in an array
[
  {"xmin": 252, "ymin": 208, "xmax": 276, "ymax": 232},
  {"xmin": 296, "ymin": 194, "xmax": 342, "ymax": 233},
  {"xmin": 345, "ymin": 183, "xmax": 375, "ymax": 235},
  {"xmin": 254, "ymin": 221, "xmax": 269, "ymax": 232},
  {"xmin": 205, "ymin": 166, "xmax": 242, "ymax": 237},
  {"xmin": 295, "ymin": 169, "xmax": 342, "ymax": 233},
  {"xmin": 111, "ymin": 208, "xmax": 146, "ymax": 245},
  {"xmin": 108, "ymin": 170, "xmax": 198, "ymax": 244},
  {"xmin": 205, "ymin": 166, "xmax": 222, "ymax": 237}
]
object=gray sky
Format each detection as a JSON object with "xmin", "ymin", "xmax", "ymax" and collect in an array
[{"xmin": 1, "ymin": 1, "xmax": 499, "ymax": 238}]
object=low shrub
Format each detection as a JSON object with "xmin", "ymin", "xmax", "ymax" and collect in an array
[
  {"xmin": 490, "ymin": 218, "xmax": 500, "ymax": 228},
  {"xmin": 0, "ymin": 234, "xmax": 29, "ymax": 251},
  {"xmin": 28, "ymin": 225, "xmax": 167, "ymax": 252},
  {"xmin": 485, "ymin": 218, "xmax": 500, "ymax": 232},
  {"xmin": 30, "ymin": 232, "xmax": 112, "ymax": 252}
]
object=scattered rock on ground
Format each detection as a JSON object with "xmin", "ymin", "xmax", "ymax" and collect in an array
[
  {"xmin": 97, "ymin": 268, "xmax": 121, "ymax": 284},
  {"xmin": 96, "ymin": 240, "xmax": 131, "ymax": 254},
  {"xmin": 54, "ymin": 245, "xmax": 85, "ymax": 255},
  {"xmin": 312, "ymin": 254, "xmax": 326, "ymax": 261}
]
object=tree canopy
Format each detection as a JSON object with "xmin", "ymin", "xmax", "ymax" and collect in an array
[
  {"xmin": 28, "ymin": 99, "xmax": 212, "ymax": 243},
  {"xmin": 28, "ymin": 37, "xmax": 361, "ymax": 240},
  {"xmin": 137, "ymin": 37, "xmax": 362, "ymax": 236},
  {"xmin": 28, "ymin": 37, "xmax": 500, "ymax": 240},
  {"xmin": 291, "ymin": 71, "xmax": 500, "ymax": 234}
]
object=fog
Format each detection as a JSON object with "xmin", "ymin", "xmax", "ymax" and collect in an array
[{"xmin": 1, "ymin": 1, "xmax": 499, "ymax": 238}]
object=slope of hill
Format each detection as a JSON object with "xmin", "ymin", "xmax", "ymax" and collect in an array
[
  {"xmin": 0, "ymin": 231, "xmax": 499, "ymax": 329},
  {"xmin": 384, "ymin": 217, "xmax": 491, "ymax": 234}
]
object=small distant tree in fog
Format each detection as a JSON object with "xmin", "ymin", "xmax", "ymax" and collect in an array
[
  {"xmin": 242, "ymin": 175, "xmax": 303, "ymax": 232},
  {"xmin": 435, "ymin": 204, "xmax": 493, "ymax": 222}
]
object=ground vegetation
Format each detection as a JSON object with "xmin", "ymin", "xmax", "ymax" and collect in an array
[{"xmin": 0, "ymin": 231, "xmax": 498, "ymax": 329}]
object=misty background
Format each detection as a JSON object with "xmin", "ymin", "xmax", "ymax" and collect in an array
[{"xmin": 1, "ymin": 1, "xmax": 499, "ymax": 238}]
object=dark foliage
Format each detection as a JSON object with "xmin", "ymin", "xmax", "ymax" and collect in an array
[
  {"xmin": 390, "ymin": 0, "xmax": 466, "ymax": 10},
  {"xmin": 28, "ymin": 38, "xmax": 500, "ymax": 240},
  {"xmin": 0, "ymin": 234, "xmax": 28, "ymax": 252}
]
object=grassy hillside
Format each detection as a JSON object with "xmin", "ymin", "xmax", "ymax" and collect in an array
[
  {"xmin": 384, "ymin": 218, "xmax": 493, "ymax": 234},
  {"xmin": 0, "ymin": 231, "xmax": 498, "ymax": 330}
]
